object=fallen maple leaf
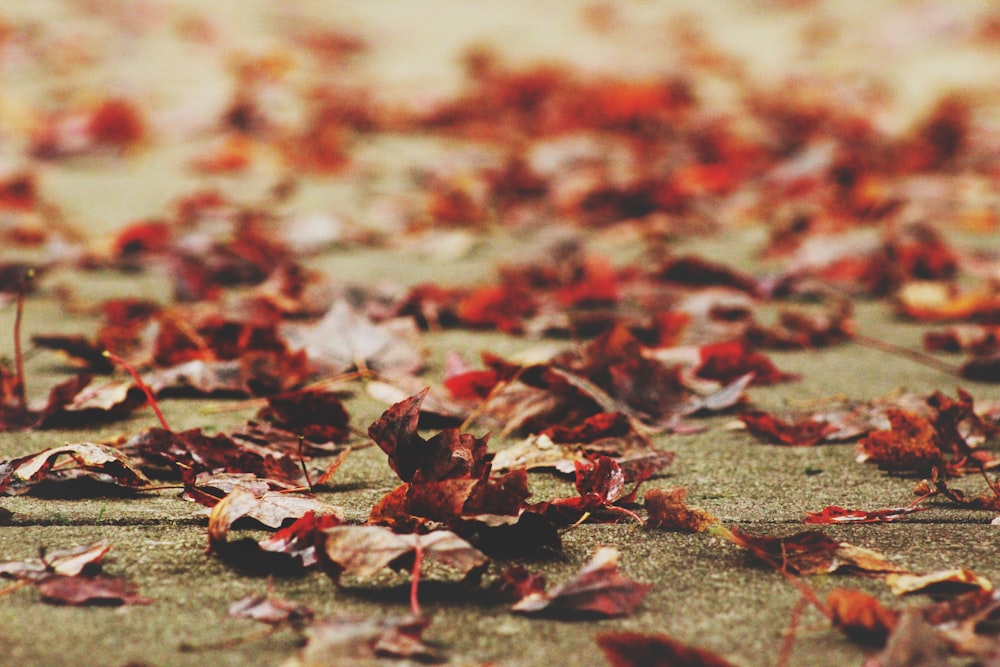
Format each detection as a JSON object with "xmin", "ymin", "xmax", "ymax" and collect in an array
[
  {"xmin": 368, "ymin": 389, "xmax": 490, "ymax": 483},
  {"xmin": 856, "ymin": 409, "xmax": 943, "ymax": 474},
  {"xmin": 885, "ymin": 568, "xmax": 993, "ymax": 596},
  {"xmin": 37, "ymin": 574, "xmax": 152, "ymax": 606},
  {"xmin": 739, "ymin": 411, "xmax": 832, "ymax": 446},
  {"xmin": 864, "ymin": 609, "xmax": 950, "ymax": 667},
  {"xmin": 283, "ymin": 614, "xmax": 441, "ymax": 665},
  {"xmin": 229, "ymin": 593, "xmax": 314, "ymax": 625},
  {"xmin": 258, "ymin": 511, "xmax": 343, "ymax": 568},
  {"xmin": 511, "ymin": 546, "xmax": 651, "ymax": 618},
  {"xmin": 0, "ymin": 443, "xmax": 151, "ymax": 495},
  {"xmin": 827, "ymin": 587, "xmax": 899, "ymax": 646},
  {"xmin": 596, "ymin": 631, "xmax": 737, "ymax": 667},
  {"xmin": 0, "ymin": 540, "xmax": 111, "ymax": 580},
  {"xmin": 207, "ymin": 485, "xmax": 342, "ymax": 548},
  {"xmin": 323, "ymin": 525, "xmax": 487, "ymax": 578},
  {"xmin": 721, "ymin": 527, "xmax": 906, "ymax": 577},
  {"xmin": 803, "ymin": 504, "xmax": 929, "ymax": 524},
  {"xmin": 644, "ymin": 487, "xmax": 718, "ymax": 532}
]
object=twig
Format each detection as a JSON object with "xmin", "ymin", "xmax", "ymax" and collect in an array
[
  {"xmin": 777, "ymin": 594, "xmax": 810, "ymax": 667},
  {"xmin": 179, "ymin": 625, "xmax": 279, "ymax": 652},
  {"xmin": 297, "ymin": 436, "xmax": 313, "ymax": 492},
  {"xmin": 852, "ymin": 333, "xmax": 959, "ymax": 376},
  {"xmin": 13, "ymin": 269, "xmax": 33, "ymax": 414},
  {"xmin": 103, "ymin": 350, "xmax": 171, "ymax": 431},
  {"xmin": 410, "ymin": 538, "xmax": 424, "ymax": 617}
]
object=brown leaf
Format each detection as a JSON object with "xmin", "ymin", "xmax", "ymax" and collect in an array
[
  {"xmin": 827, "ymin": 587, "xmax": 899, "ymax": 645},
  {"xmin": 644, "ymin": 487, "xmax": 718, "ymax": 532},
  {"xmin": 866, "ymin": 609, "xmax": 950, "ymax": 667},
  {"xmin": 228, "ymin": 593, "xmax": 314, "ymax": 625},
  {"xmin": 0, "ymin": 540, "xmax": 111, "ymax": 580},
  {"xmin": 724, "ymin": 527, "xmax": 905, "ymax": 576},
  {"xmin": 803, "ymin": 504, "xmax": 929, "ymax": 524},
  {"xmin": 257, "ymin": 511, "xmax": 343, "ymax": 568},
  {"xmin": 322, "ymin": 526, "xmax": 487, "ymax": 582},
  {"xmin": 511, "ymin": 546, "xmax": 651, "ymax": 618},
  {"xmin": 284, "ymin": 614, "xmax": 441, "ymax": 665},
  {"xmin": 885, "ymin": 569, "xmax": 993, "ymax": 596},
  {"xmin": 597, "ymin": 631, "xmax": 737, "ymax": 667},
  {"xmin": 0, "ymin": 443, "xmax": 151, "ymax": 495},
  {"xmin": 207, "ymin": 485, "xmax": 342, "ymax": 549},
  {"xmin": 36, "ymin": 574, "xmax": 152, "ymax": 606},
  {"xmin": 368, "ymin": 389, "xmax": 490, "ymax": 483}
]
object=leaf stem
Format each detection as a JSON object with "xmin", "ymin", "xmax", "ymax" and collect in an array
[
  {"xmin": 13, "ymin": 269, "xmax": 32, "ymax": 414},
  {"xmin": 410, "ymin": 537, "xmax": 424, "ymax": 617},
  {"xmin": 852, "ymin": 333, "xmax": 958, "ymax": 376},
  {"xmin": 103, "ymin": 350, "xmax": 171, "ymax": 431}
]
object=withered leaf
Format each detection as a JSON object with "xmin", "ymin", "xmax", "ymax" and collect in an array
[
  {"xmin": 258, "ymin": 510, "xmax": 343, "ymax": 568},
  {"xmin": 803, "ymin": 504, "xmax": 929, "ymax": 524},
  {"xmin": 856, "ymin": 409, "xmax": 942, "ymax": 474},
  {"xmin": 867, "ymin": 609, "xmax": 950, "ymax": 667},
  {"xmin": 281, "ymin": 300, "xmax": 424, "ymax": 377},
  {"xmin": 33, "ymin": 375, "xmax": 147, "ymax": 428},
  {"xmin": 0, "ymin": 443, "xmax": 151, "ymax": 495},
  {"xmin": 739, "ymin": 411, "xmax": 832, "ymax": 446},
  {"xmin": 208, "ymin": 485, "xmax": 342, "ymax": 548},
  {"xmin": 536, "ymin": 456, "xmax": 641, "ymax": 524},
  {"xmin": 511, "ymin": 546, "xmax": 650, "ymax": 618},
  {"xmin": 229, "ymin": 593, "xmax": 314, "ymax": 625},
  {"xmin": 644, "ymin": 487, "xmax": 718, "ymax": 532},
  {"xmin": 722, "ymin": 527, "xmax": 906, "ymax": 576},
  {"xmin": 827, "ymin": 587, "xmax": 899, "ymax": 646},
  {"xmin": 37, "ymin": 574, "xmax": 152, "ymax": 606},
  {"xmin": 597, "ymin": 631, "xmax": 737, "ymax": 667},
  {"xmin": 490, "ymin": 565, "xmax": 547, "ymax": 602},
  {"xmin": 885, "ymin": 569, "xmax": 993, "ymax": 596},
  {"xmin": 254, "ymin": 387, "xmax": 352, "ymax": 445},
  {"xmin": 368, "ymin": 389, "xmax": 490, "ymax": 483},
  {"xmin": 323, "ymin": 526, "xmax": 487, "ymax": 582},
  {"xmin": 0, "ymin": 540, "xmax": 111, "ymax": 580},
  {"xmin": 284, "ymin": 614, "xmax": 441, "ymax": 665}
]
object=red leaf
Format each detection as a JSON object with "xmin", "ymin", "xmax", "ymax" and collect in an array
[
  {"xmin": 368, "ymin": 389, "xmax": 490, "ymax": 483},
  {"xmin": 511, "ymin": 547, "xmax": 650, "ymax": 618},
  {"xmin": 803, "ymin": 505, "xmax": 929, "ymax": 524},
  {"xmin": 37, "ymin": 575, "xmax": 152, "ymax": 606},
  {"xmin": 827, "ymin": 587, "xmax": 899, "ymax": 645}
]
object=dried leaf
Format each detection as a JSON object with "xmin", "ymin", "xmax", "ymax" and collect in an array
[
  {"xmin": 644, "ymin": 487, "xmax": 718, "ymax": 532},
  {"xmin": 37, "ymin": 574, "xmax": 152, "ymax": 606},
  {"xmin": 368, "ymin": 389, "xmax": 490, "ymax": 483},
  {"xmin": 866, "ymin": 609, "xmax": 950, "ymax": 667},
  {"xmin": 208, "ymin": 485, "xmax": 342, "ymax": 548},
  {"xmin": 886, "ymin": 569, "xmax": 993, "ymax": 596},
  {"xmin": 827, "ymin": 587, "xmax": 899, "ymax": 645},
  {"xmin": 229, "ymin": 593, "xmax": 314, "ymax": 625},
  {"xmin": 511, "ymin": 547, "xmax": 650, "ymax": 618},
  {"xmin": 283, "ymin": 614, "xmax": 441, "ymax": 665},
  {"xmin": 323, "ymin": 526, "xmax": 487, "ymax": 581},
  {"xmin": 724, "ymin": 527, "xmax": 906, "ymax": 576},
  {"xmin": 0, "ymin": 540, "xmax": 111, "ymax": 580},
  {"xmin": 0, "ymin": 443, "xmax": 151, "ymax": 495},
  {"xmin": 803, "ymin": 505, "xmax": 929, "ymax": 524}
]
